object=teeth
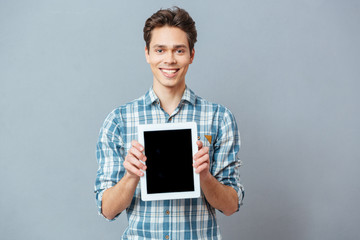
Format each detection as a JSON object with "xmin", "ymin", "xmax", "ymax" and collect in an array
[{"xmin": 161, "ymin": 69, "xmax": 177, "ymax": 73}]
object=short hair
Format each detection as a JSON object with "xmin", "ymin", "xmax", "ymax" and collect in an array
[{"xmin": 143, "ymin": 7, "xmax": 197, "ymax": 53}]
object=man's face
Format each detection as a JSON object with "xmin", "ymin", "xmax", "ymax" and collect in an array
[{"xmin": 145, "ymin": 26, "xmax": 194, "ymax": 91}]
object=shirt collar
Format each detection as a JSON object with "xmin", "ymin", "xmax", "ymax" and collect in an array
[
  {"xmin": 144, "ymin": 86, "xmax": 197, "ymax": 106},
  {"xmin": 144, "ymin": 87, "xmax": 159, "ymax": 105},
  {"xmin": 181, "ymin": 86, "xmax": 197, "ymax": 105}
]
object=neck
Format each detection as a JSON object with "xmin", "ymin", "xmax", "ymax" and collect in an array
[{"xmin": 153, "ymin": 83, "xmax": 186, "ymax": 116}]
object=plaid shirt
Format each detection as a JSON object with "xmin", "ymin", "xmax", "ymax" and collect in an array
[{"xmin": 95, "ymin": 87, "xmax": 244, "ymax": 239}]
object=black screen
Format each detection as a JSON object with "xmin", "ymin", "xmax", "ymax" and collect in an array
[{"xmin": 144, "ymin": 129, "xmax": 194, "ymax": 194}]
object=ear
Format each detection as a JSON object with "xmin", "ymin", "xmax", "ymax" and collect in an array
[
  {"xmin": 145, "ymin": 46, "xmax": 150, "ymax": 63},
  {"xmin": 190, "ymin": 48, "xmax": 195, "ymax": 64}
]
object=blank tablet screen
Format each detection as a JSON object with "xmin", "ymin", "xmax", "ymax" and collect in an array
[{"xmin": 144, "ymin": 129, "xmax": 194, "ymax": 194}]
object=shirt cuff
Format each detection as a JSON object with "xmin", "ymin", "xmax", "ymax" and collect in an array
[
  {"xmin": 95, "ymin": 188, "xmax": 121, "ymax": 222},
  {"xmin": 218, "ymin": 180, "xmax": 244, "ymax": 213}
]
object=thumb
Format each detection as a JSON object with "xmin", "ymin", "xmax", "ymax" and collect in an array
[{"xmin": 196, "ymin": 140, "xmax": 203, "ymax": 150}]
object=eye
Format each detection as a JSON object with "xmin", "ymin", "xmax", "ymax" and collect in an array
[
  {"xmin": 176, "ymin": 49, "xmax": 185, "ymax": 54},
  {"xmin": 156, "ymin": 49, "xmax": 163, "ymax": 53}
]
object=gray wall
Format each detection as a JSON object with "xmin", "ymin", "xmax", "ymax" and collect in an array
[{"xmin": 1, "ymin": 0, "xmax": 359, "ymax": 239}]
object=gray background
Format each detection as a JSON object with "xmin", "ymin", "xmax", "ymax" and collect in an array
[{"xmin": 1, "ymin": 0, "xmax": 359, "ymax": 239}]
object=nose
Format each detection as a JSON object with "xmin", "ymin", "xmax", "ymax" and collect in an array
[{"xmin": 164, "ymin": 51, "xmax": 176, "ymax": 64}]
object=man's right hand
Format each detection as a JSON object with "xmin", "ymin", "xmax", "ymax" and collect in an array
[
  {"xmin": 102, "ymin": 140, "xmax": 146, "ymax": 219},
  {"xmin": 123, "ymin": 140, "xmax": 147, "ymax": 178}
]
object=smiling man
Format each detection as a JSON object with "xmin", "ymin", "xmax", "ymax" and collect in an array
[{"xmin": 95, "ymin": 7, "xmax": 244, "ymax": 239}]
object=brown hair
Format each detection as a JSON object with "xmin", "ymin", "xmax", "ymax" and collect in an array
[{"xmin": 143, "ymin": 7, "xmax": 197, "ymax": 53}]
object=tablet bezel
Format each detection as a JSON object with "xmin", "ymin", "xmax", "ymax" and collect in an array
[{"xmin": 138, "ymin": 122, "xmax": 200, "ymax": 201}]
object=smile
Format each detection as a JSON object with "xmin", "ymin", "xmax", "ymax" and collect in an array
[
  {"xmin": 160, "ymin": 68, "xmax": 179, "ymax": 73},
  {"xmin": 160, "ymin": 68, "xmax": 180, "ymax": 77}
]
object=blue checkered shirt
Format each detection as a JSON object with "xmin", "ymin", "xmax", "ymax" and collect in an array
[{"xmin": 95, "ymin": 87, "xmax": 244, "ymax": 239}]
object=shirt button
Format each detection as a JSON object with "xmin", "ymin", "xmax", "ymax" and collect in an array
[
  {"xmin": 165, "ymin": 235, "xmax": 169, "ymax": 239},
  {"xmin": 165, "ymin": 210, "xmax": 170, "ymax": 215}
]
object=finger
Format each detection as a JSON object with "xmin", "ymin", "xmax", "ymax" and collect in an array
[
  {"xmin": 195, "ymin": 165, "xmax": 207, "ymax": 174},
  {"xmin": 126, "ymin": 155, "xmax": 147, "ymax": 171},
  {"xmin": 194, "ymin": 146, "xmax": 209, "ymax": 160},
  {"xmin": 194, "ymin": 160, "xmax": 210, "ymax": 174},
  {"xmin": 131, "ymin": 140, "xmax": 144, "ymax": 152},
  {"xmin": 193, "ymin": 154, "xmax": 210, "ymax": 168},
  {"xmin": 196, "ymin": 140, "xmax": 203, "ymax": 150},
  {"xmin": 128, "ymin": 147, "xmax": 147, "ymax": 162},
  {"xmin": 123, "ymin": 160, "xmax": 144, "ymax": 177}
]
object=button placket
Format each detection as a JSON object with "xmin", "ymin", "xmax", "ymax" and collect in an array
[{"xmin": 164, "ymin": 207, "xmax": 170, "ymax": 240}]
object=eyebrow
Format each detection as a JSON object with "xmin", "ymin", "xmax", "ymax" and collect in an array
[{"xmin": 152, "ymin": 44, "xmax": 188, "ymax": 49}]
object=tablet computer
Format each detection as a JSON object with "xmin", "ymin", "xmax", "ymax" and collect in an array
[{"xmin": 138, "ymin": 122, "xmax": 200, "ymax": 201}]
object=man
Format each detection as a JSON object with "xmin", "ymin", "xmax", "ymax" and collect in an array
[{"xmin": 95, "ymin": 7, "xmax": 244, "ymax": 239}]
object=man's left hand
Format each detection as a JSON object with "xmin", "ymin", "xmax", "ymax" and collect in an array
[{"xmin": 193, "ymin": 140, "xmax": 211, "ymax": 178}]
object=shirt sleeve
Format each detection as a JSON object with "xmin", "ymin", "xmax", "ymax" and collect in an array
[
  {"xmin": 210, "ymin": 108, "xmax": 244, "ymax": 212},
  {"xmin": 94, "ymin": 110, "xmax": 126, "ymax": 221}
]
